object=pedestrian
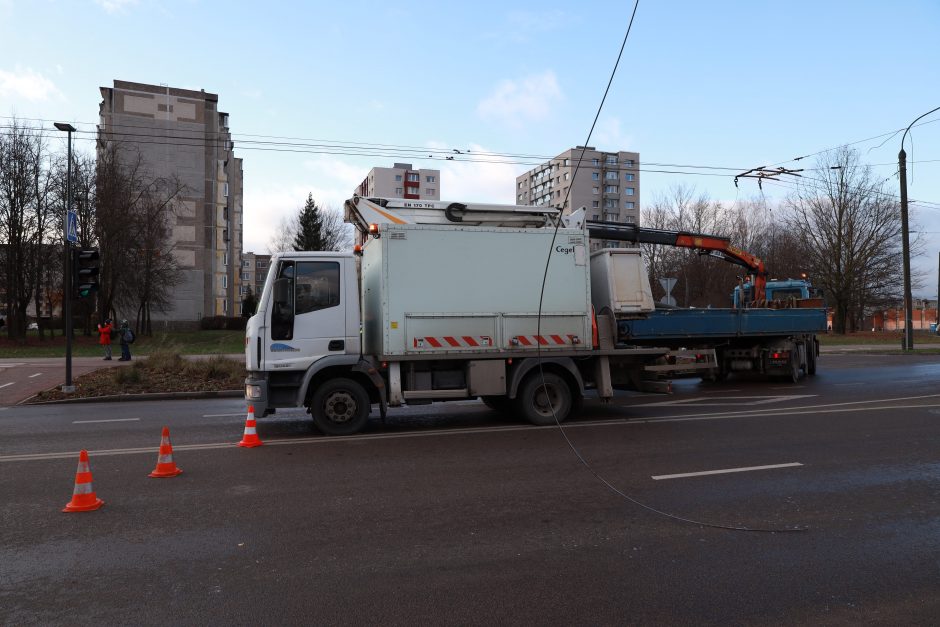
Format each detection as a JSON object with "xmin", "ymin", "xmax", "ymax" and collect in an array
[
  {"xmin": 97, "ymin": 318, "xmax": 113, "ymax": 360},
  {"xmin": 118, "ymin": 319, "xmax": 134, "ymax": 361}
]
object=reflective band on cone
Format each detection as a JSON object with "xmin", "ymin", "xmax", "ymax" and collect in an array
[
  {"xmin": 149, "ymin": 426, "xmax": 183, "ymax": 478},
  {"xmin": 63, "ymin": 449, "xmax": 104, "ymax": 513},
  {"xmin": 237, "ymin": 405, "xmax": 263, "ymax": 448}
]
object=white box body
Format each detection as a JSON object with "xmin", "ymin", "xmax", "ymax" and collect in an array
[{"xmin": 361, "ymin": 224, "xmax": 593, "ymax": 356}]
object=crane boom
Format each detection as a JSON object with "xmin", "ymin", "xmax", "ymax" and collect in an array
[{"xmin": 585, "ymin": 220, "xmax": 768, "ymax": 304}]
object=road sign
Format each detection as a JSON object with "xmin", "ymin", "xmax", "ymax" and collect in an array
[{"xmin": 66, "ymin": 211, "xmax": 78, "ymax": 243}]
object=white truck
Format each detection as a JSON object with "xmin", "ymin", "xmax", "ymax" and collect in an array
[{"xmin": 244, "ymin": 196, "xmax": 706, "ymax": 435}]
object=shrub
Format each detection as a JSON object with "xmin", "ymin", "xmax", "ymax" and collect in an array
[
  {"xmin": 200, "ymin": 316, "xmax": 247, "ymax": 331},
  {"xmin": 114, "ymin": 365, "xmax": 143, "ymax": 385}
]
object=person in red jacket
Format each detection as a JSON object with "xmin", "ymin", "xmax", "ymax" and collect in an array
[{"xmin": 97, "ymin": 318, "xmax": 113, "ymax": 360}]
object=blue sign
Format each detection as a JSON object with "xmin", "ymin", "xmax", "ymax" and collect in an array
[{"xmin": 66, "ymin": 211, "xmax": 78, "ymax": 243}]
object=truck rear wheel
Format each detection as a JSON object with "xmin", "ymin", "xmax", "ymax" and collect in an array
[
  {"xmin": 309, "ymin": 378, "xmax": 370, "ymax": 436},
  {"xmin": 516, "ymin": 372, "xmax": 574, "ymax": 427}
]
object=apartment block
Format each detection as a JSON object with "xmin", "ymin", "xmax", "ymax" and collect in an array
[
  {"xmin": 240, "ymin": 252, "xmax": 271, "ymax": 307},
  {"xmin": 98, "ymin": 80, "xmax": 243, "ymax": 324},
  {"xmin": 516, "ymin": 146, "xmax": 640, "ymax": 249},
  {"xmin": 356, "ymin": 163, "xmax": 441, "ymax": 200}
]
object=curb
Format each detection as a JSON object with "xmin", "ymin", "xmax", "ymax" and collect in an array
[{"xmin": 19, "ymin": 389, "xmax": 243, "ymax": 406}]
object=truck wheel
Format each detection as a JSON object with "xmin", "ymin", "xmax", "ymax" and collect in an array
[
  {"xmin": 789, "ymin": 354, "xmax": 801, "ymax": 383},
  {"xmin": 309, "ymin": 378, "xmax": 370, "ymax": 436},
  {"xmin": 516, "ymin": 372, "xmax": 574, "ymax": 427}
]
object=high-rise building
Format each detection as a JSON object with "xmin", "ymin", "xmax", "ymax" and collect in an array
[
  {"xmin": 240, "ymin": 252, "xmax": 271, "ymax": 309},
  {"xmin": 356, "ymin": 163, "xmax": 441, "ymax": 200},
  {"xmin": 98, "ymin": 80, "xmax": 243, "ymax": 324},
  {"xmin": 516, "ymin": 146, "xmax": 640, "ymax": 250}
]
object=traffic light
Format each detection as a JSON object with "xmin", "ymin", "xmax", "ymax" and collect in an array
[{"xmin": 72, "ymin": 248, "xmax": 100, "ymax": 299}]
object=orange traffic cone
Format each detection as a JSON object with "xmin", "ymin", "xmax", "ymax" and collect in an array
[
  {"xmin": 63, "ymin": 449, "xmax": 105, "ymax": 513},
  {"xmin": 149, "ymin": 426, "xmax": 183, "ymax": 478},
  {"xmin": 237, "ymin": 405, "xmax": 263, "ymax": 448}
]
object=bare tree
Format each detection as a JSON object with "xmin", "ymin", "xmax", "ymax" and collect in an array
[
  {"xmin": 786, "ymin": 147, "xmax": 914, "ymax": 333},
  {"xmin": 267, "ymin": 213, "xmax": 298, "ymax": 254},
  {"xmin": 0, "ymin": 118, "xmax": 45, "ymax": 339}
]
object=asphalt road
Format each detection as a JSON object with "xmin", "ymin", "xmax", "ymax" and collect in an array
[{"xmin": 2, "ymin": 353, "xmax": 940, "ymax": 625}]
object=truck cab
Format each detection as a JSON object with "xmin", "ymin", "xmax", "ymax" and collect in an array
[{"xmin": 245, "ymin": 252, "xmax": 362, "ymax": 415}]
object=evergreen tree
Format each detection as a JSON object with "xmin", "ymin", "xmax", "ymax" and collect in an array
[{"xmin": 293, "ymin": 193, "xmax": 326, "ymax": 251}]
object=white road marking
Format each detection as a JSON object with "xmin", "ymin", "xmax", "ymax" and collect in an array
[
  {"xmin": 771, "ymin": 385, "xmax": 805, "ymax": 390},
  {"xmin": 652, "ymin": 462, "xmax": 803, "ymax": 481},
  {"xmin": 72, "ymin": 417, "xmax": 141, "ymax": 424},
  {"xmin": 5, "ymin": 393, "xmax": 940, "ymax": 464},
  {"xmin": 203, "ymin": 413, "xmax": 246, "ymax": 418},
  {"xmin": 28, "ymin": 373, "xmax": 42, "ymax": 378},
  {"xmin": 639, "ymin": 394, "xmax": 816, "ymax": 407},
  {"xmin": 703, "ymin": 389, "xmax": 742, "ymax": 394},
  {"xmin": 0, "ymin": 363, "xmax": 26, "ymax": 368},
  {"xmin": 834, "ymin": 382, "xmax": 864, "ymax": 386},
  {"xmin": 0, "ymin": 382, "xmax": 14, "ymax": 389}
]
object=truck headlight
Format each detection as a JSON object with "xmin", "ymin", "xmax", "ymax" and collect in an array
[{"xmin": 245, "ymin": 384, "xmax": 262, "ymax": 400}]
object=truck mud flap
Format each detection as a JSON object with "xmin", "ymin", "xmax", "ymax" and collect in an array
[{"xmin": 352, "ymin": 359, "xmax": 388, "ymax": 422}]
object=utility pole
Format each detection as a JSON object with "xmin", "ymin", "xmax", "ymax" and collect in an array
[{"xmin": 899, "ymin": 105, "xmax": 940, "ymax": 351}]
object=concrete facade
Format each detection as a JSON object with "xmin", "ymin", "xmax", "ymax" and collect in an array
[
  {"xmin": 356, "ymin": 163, "xmax": 441, "ymax": 200},
  {"xmin": 98, "ymin": 80, "xmax": 243, "ymax": 323},
  {"xmin": 516, "ymin": 147, "xmax": 640, "ymax": 250}
]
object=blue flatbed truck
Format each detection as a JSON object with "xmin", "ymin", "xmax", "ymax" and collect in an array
[{"xmin": 583, "ymin": 219, "xmax": 827, "ymax": 381}]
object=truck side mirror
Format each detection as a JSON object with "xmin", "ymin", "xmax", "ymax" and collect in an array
[{"xmin": 274, "ymin": 277, "xmax": 291, "ymax": 306}]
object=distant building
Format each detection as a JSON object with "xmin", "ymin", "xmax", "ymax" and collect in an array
[
  {"xmin": 356, "ymin": 163, "xmax": 440, "ymax": 200},
  {"xmin": 241, "ymin": 252, "xmax": 271, "ymax": 312},
  {"xmin": 98, "ymin": 80, "xmax": 243, "ymax": 324},
  {"xmin": 516, "ymin": 146, "xmax": 640, "ymax": 250}
]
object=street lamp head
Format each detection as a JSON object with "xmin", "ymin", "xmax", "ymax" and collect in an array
[{"xmin": 53, "ymin": 122, "xmax": 76, "ymax": 133}]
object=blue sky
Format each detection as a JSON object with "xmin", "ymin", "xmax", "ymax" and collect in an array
[{"xmin": 3, "ymin": 0, "xmax": 940, "ymax": 296}]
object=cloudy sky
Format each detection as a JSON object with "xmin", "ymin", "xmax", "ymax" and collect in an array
[{"xmin": 3, "ymin": 0, "xmax": 940, "ymax": 295}]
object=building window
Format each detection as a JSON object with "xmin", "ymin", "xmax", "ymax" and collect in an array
[
  {"xmin": 625, "ymin": 173, "xmax": 635, "ymax": 181},
  {"xmin": 605, "ymin": 171, "xmax": 618, "ymax": 180},
  {"xmin": 626, "ymin": 187, "xmax": 635, "ymax": 196},
  {"xmin": 222, "ymin": 299, "xmax": 227, "ymax": 313},
  {"xmin": 395, "ymin": 174, "xmax": 402, "ymax": 181},
  {"xmin": 426, "ymin": 175, "xmax": 435, "ymax": 183},
  {"xmin": 564, "ymin": 173, "xmax": 569, "ymax": 181},
  {"xmin": 604, "ymin": 199, "xmax": 617, "ymax": 208},
  {"xmin": 604, "ymin": 212, "xmax": 618, "ymax": 221},
  {"xmin": 407, "ymin": 173, "xmax": 419, "ymax": 182},
  {"xmin": 242, "ymin": 259, "xmax": 250, "ymax": 268},
  {"xmin": 222, "ymin": 275, "xmax": 228, "ymax": 289},
  {"xmin": 625, "ymin": 201, "xmax": 635, "ymax": 209},
  {"xmin": 223, "ymin": 252, "xmax": 228, "ymax": 266},
  {"xmin": 518, "ymin": 181, "xmax": 523, "ymax": 189},
  {"xmin": 604, "ymin": 185, "xmax": 618, "ymax": 194},
  {"xmin": 592, "ymin": 201, "xmax": 599, "ymax": 208},
  {"xmin": 592, "ymin": 214, "xmax": 600, "ymax": 220},
  {"xmin": 592, "ymin": 172, "xmax": 599, "ymax": 180},
  {"xmin": 605, "ymin": 155, "xmax": 617, "ymax": 164},
  {"xmin": 406, "ymin": 185, "xmax": 419, "ymax": 194},
  {"xmin": 625, "ymin": 214, "xmax": 637, "ymax": 223},
  {"xmin": 624, "ymin": 159, "xmax": 634, "ymax": 168},
  {"xmin": 426, "ymin": 188, "xmax": 435, "ymax": 195},
  {"xmin": 564, "ymin": 159, "xmax": 570, "ymax": 166},
  {"xmin": 223, "ymin": 182, "xmax": 229, "ymax": 197},
  {"xmin": 592, "ymin": 187, "xmax": 599, "ymax": 195},
  {"xmin": 395, "ymin": 187, "xmax": 403, "ymax": 195},
  {"xmin": 591, "ymin": 158, "xmax": 599, "ymax": 166}
]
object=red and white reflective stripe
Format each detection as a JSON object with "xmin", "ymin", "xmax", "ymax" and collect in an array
[
  {"xmin": 413, "ymin": 336, "xmax": 493, "ymax": 349},
  {"xmin": 511, "ymin": 334, "xmax": 578, "ymax": 347}
]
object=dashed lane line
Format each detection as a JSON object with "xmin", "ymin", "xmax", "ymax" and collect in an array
[
  {"xmin": 73, "ymin": 418, "xmax": 141, "ymax": 424},
  {"xmin": 28, "ymin": 373, "xmax": 42, "ymax": 378},
  {"xmin": 0, "ymin": 382, "xmax": 13, "ymax": 389},
  {"xmin": 652, "ymin": 462, "xmax": 803, "ymax": 480}
]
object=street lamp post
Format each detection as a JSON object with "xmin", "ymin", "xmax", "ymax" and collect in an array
[
  {"xmin": 899, "ymin": 106, "xmax": 940, "ymax": 351},
  {"xmin": 54, "ymin": 122, "xmax": 76, "ymax": 393}
]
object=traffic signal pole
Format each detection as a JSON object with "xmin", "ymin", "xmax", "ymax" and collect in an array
[{"xmin": 63, "ymin": 131, "xmax": 74, "ymax": 393}]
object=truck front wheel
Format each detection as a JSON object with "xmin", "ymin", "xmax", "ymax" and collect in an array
[
  {"xmin": 309, "ymin": 378, "xmax": 370, "ymax": 436},
  {"xmin": 516, "ymin": 372, "xmax": 574, "ymax": 427}
]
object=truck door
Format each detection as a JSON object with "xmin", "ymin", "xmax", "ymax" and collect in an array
[{"xmin": 268, "ymin": 259, "xmax": 346, "ymax": 368}]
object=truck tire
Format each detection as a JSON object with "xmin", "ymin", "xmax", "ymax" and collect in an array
[
  {"xmin": 789, "ymin": 352, "xmax": 801, "ymax": 383},
  {"xmin": 516, "ymin": 372, "xmax": 574, "ymax": 427},
  {"xmin": 309, "ymin": 378, "xmax": 370, "ymax": 436}
]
